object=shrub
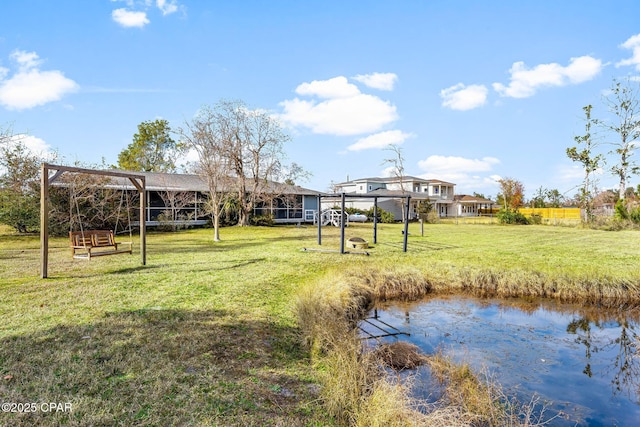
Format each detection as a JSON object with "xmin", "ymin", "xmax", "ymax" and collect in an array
[
  {"xmin": 497, "ymin": 209, "xmax": 529, "ymax": 225},
  {"xmin": 630, "ymin": 206, "xmax": 640, "ymax": 224},
  {"xmin": 249, "ymin": 214, "xmax": 275, "ymax": 226},
  {"xmin": 529, "ymin": 214, "xmax": 543, "ymax": 225},
  {"xmin": 362, "ymin": 207, "xmax": 395, "ymax": 223},
  {"xmin": 615, "ymin": 199, "xmax": 629, "ymax": 220}
]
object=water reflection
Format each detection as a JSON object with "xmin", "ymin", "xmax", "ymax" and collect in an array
[
  {"xmin": 364, "ymin": 296, "xmax": 640, "ymax": 426},
  {"xmin": 568, "ymin": 315, "xmax": 640, "ymax": 404}
]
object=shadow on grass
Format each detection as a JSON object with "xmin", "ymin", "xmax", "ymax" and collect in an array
[
  {"xmin": 377, "ymin": 240, "xmax": 459, "ymax": 251},
  {"xmin": 0, "ymin": 309, "xmax": 327, "ymax": 427}
]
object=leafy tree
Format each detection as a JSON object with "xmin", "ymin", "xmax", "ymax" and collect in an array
[
  {"xmin": 546, "ymin": 189, "xmax": 564, "ymax": 208},
  {"xmin": 597, "ymin": 78, "xmax": 640, "ymax": 200},
  {"xmin": 567, "ymin": 104, "xmax": 604, "ymax": 221},
  {"xmin": 496, "ymin": 177, "xmax": 525, "ymax": 210},
  {"xmin": 530, "ymin": 187, "xmax": 565, "ymax": 208},
  {"xmin": 117, "ymin": 119, "xmax": 184, "ymax": 172},
  {"xmin": 0, "ymin": 140, "xmax": 42, "ymax": 232},
  {"xmin": 529, "ymin": 186, "xmax": 547, "ymax": 208}
]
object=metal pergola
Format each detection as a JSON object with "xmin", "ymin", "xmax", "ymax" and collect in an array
[
  {"xmin": 314, "ymin": 192, "xmax": 412, "ymax": 254},
  {"xmin": 40, "ymin": 163, "xmax": 147, "ymax": 278}
]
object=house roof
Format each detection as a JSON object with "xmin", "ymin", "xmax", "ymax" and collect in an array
[
  {"xmin": 55, "ymin": 169, "xmax": 322, "ymax": 195},
  {"xmin": 334, "ymin": 175, "xmax": 455, "ymax": 187},
  {"xmin": 453, "ymin": 194, "xmax": 494, "ymax": 204},
  {"xmin": 323, "ymin": 188, "xmax": 452, "ymax": 202}
]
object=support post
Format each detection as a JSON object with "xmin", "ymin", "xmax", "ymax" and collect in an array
[
  {"xmin": 340, "ymin": 192, "xmax": 346, "ymax": 254},
  {"xmin": 373, "ymin": 197, "xmax": 378, "ymax": 244},
  {"xmin": 40, "ymin": 164, "xmax": 49, "ymax": 278},
  {"xmin": 403, "ymin": 196, "xmax": 410, "ymax": 252},
  {"xmin": 140, "ymin": 184, "xmax": 146, "ymax": 265},
  {"xmin": 317, "ymin": 194, "xmax": 322, "ymax": 245}
]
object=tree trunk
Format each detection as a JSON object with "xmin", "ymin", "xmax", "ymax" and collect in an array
[{"xmin": 213, "ymin": 214, "xmax": 221, "ymax": 241}]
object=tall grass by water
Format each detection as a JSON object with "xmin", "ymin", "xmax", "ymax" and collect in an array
[{"xmin": 1, "ymin": 222, "xmax": 639, "ymax": 425}]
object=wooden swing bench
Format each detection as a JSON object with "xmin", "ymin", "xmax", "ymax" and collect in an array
[{"xmin": 69, "ymin": 230, "xmax": 133, "ymax": 259}]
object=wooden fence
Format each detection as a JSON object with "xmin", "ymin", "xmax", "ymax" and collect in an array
[{"xmin": 518, "ymin": 208, "xmax": 582, "ymax": 219}]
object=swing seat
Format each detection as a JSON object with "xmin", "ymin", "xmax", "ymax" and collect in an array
[{"xmin": 69, "ymin": 230, "xmax": 133, "ymax": 259}]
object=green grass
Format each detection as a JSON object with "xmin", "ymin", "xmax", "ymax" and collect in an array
[{"xmin": 1, "ymin": 222, "xmax": 639, "ymax": 425}]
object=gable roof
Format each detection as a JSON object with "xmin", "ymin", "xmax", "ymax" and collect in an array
[
  {"xmin": 54, "ymin": 169, "xmax": 322, "ymax": 195},
  {"xmin": 334, "ymin": 175, "xmax": 455, "ymax": 187},
  {"xmin": 454, "ymin": 194, "xmax": 494, "ymax": 204}
]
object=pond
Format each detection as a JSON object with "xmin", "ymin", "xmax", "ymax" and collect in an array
[{"xmin": 361, "ymin": 296, "xmax": 640, "ymax": 426}]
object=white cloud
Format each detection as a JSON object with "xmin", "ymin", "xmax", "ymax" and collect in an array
[
  {"xmin": 347, "ymin": 130, "xmax": 414, "ymax": 151},
  {"xmin": 0, "ymin": 50, "xmax": 78, "ymax": 110},
  {"xmin": 418, "ymin": 155, "xmax": 500, "ymax": 173},
  {"xmin": 11, "ymin": 50, "xmax": 42, "ymax": 70},
  {"xmin": 493, "ymin": 55, "xmax": 603, "ymax": 98},
  {"xmin": 112, "ymin": 8, "xmax": 150, "ymax": 28},
  {"xmin": 280, "ymin": 76, "xmax": 398, "ymax": 136},
  {"xmin": 0, "ymin": 134, "xmax": 54, "ymax": 176},
  {"xmin": 616, "ymin": 33, "xmax": 640, "ymax": 70},
  {"xmin": 353, "ymin": 72, "xmax": 398, "ymax": 91},
  {"xmin": 12, "ymin": 134, "xmax": 52, "ymax": 156},
  {"xmin": 156, "ymin": 0, "xmax": 179, "ymax": 15},
  {"xmin": 295, "ymin": 76, "xmax": 360, "ymax": 99},
  {"xmin": 417, "ymin": 155, "xmax": 501, "ymax": 193},
  {"xmin": 440, "ymin": 83, "xmax": 488, "ymax": 111}
]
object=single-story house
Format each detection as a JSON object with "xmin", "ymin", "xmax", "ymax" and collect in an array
[
  {"xmin": 453, "ymin": 195, "xmax": 496, "ymax": 217},
  {"xmin": 56, "ymin": 170, "xmax": 323, "ymax": 226}
]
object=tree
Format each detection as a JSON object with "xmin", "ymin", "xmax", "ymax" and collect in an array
[
  {"xmin": 181, "ymin": 100, "xmax": 303, "ymax": 234},
  {"xmin": 597, "ymin": 78, "xmax": 640, "ymax": 200},
  {"xmin": 382, "ymin": 144, "xmax": 407, "ymax": 219},
  {"xmin": 0, "ymin": 140, "xmax": 42, "ymax": 232},
  {"xmin": 546, "ymin": 189, "xmax": 564, "ymax": 208},
  {"xmin": 216, "ymin": 100, "xmax": 297, "ymax": 226},
  {"xmin": 1, "ymin": 124, "xmax": 13, "ymax": 146},
  {"xmin": 496, "ymin": 177, "xmax": 524, "ymax": 210},
  {"xmin": 529, "ymin": 187, "xmax": 565, "ymax": 208},
  {"xmin": 529, "ymin": 186, "xmax": 548, "ymax": 208},
  {"xmin": 117, "ymin": 119, "xmax": 185, "ymax": 172},
  {"xmin": 178, "ymin": 106, "xmax": 234, "ymax": 241},
  {"xmin": 567, "ymin": 105, "xmax": 604, "ymax": 222}
]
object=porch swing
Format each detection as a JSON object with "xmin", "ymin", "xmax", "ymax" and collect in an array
[{"xmin": 69, "ymin": 179, "xmax": 134, "ymax": 259}]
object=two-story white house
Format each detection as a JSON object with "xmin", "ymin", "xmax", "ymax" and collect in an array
[{"xmin": 326, "ymin": 176, "xmax": 456, "ymax": 219}]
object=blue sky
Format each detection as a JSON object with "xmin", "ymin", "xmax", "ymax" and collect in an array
[{"xmin": 2, "ymin": 1, "xmax": 640, "ymax": 199}]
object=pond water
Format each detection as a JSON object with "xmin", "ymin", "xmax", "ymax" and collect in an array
[{"xmin": 361, "ymin": 296, "xmax": 640, "ymax": 426}]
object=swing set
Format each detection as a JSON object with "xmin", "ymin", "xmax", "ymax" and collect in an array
[{"xmin": 40, "ymin": 163, "xmax": 147, "ymax": 278}]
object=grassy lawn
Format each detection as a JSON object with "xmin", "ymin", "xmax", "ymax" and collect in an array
[{"xmin": 1, "ymin": 222, "xmax": 639, "ymax": 426}]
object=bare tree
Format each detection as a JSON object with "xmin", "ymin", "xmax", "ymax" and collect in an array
[
  {"xmin": 382, "ymin": 144, "xmax": 407, "ymax": 218},
  {"xmin": 181, "ymin": 100, "xmax": 304, "ymax": 235},
  {"xmin": 0, "ymin": 124, "xmax": 14, "ymax": 146},
  {"xmin": 155, "ymin": 174, "xmax": 197, "ymax": 231},
  {"xmin": 225, "ymin": 101, "xmax": 292, "ymax": 226},
  {"xmin": 179, "ymin": 106, "xmax": 233, "ymax": 241},
  {"xmin": 597, "ymin": 78, "xmax": 640, "ymax": 199}
]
